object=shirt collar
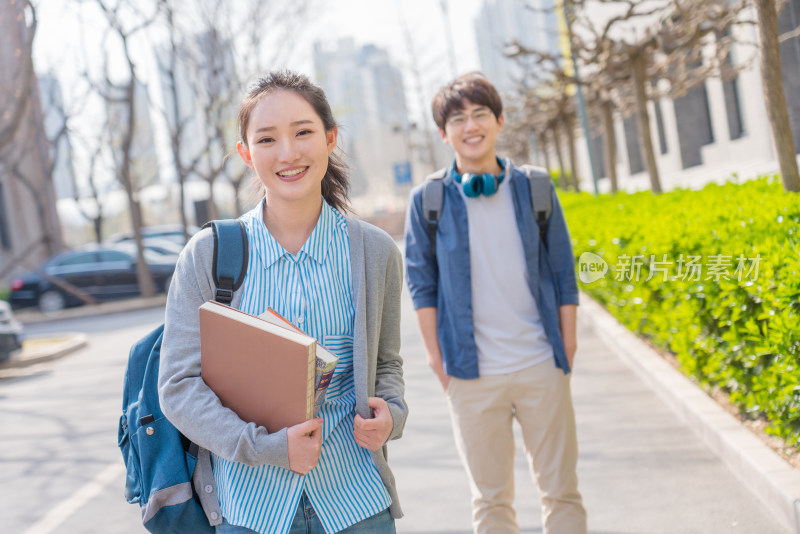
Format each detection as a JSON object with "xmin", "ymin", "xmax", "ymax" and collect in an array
[
  {"xmin": 250, "ymin": 197, "xmax": 340, "ymax": 269},
  {"xmin": 300, "ymin": 198, "xmax": 339, "ymax": 265}
]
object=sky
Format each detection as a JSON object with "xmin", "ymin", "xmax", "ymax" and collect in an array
[{"xmin": 32, "ymin": 0, "xmax": 486, "ymax": 127}]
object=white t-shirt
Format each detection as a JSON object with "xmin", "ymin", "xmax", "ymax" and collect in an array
[{"xmin": 460, "ymin": 177, "xmax": 553, "ymax": 375}]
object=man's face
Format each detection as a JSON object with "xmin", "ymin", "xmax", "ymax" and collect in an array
[{"xmin": 439, "ymin": 100, "xmax": 503, "ymax": 166}]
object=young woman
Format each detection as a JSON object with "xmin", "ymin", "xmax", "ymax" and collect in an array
[{"xmin": 159, "ymin": 70, "xmax": 406, "ymax": 534}]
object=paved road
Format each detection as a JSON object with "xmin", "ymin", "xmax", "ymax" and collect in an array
[
  {"xmin": 392, "ymin": 288, "xmax": 787, "ymax": 534},
  {"xmin": 0, "ymin": 290, "xmax": 788, "ymax": 533}
]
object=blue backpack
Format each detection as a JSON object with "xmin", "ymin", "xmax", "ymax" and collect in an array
[
  {"xmin": 422, "ymin": 163, "xmax": 554, "ymax": 254},
  {"xmin": 118, "ymin": 220, "xmax": 248, "ymax": 533}
]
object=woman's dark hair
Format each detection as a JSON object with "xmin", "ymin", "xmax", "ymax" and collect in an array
[
  {"xmin": 238, "ymin": 70, "xmax": 351, "ymax": 212},
  {"xmin": 431, "ymin": 72, "xmax": 503, "ymax": 130}
]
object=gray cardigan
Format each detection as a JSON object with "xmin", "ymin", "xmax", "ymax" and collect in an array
[{"xmin": 158, "ymin": 217, "xmax": 407, "ymax": 524}]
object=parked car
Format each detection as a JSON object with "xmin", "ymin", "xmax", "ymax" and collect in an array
[
  {"xmin": 110, "ymin": 237, "xmax": 185, "ymax": 260},
  {"xmin": 0, "ymin": 300, "xmax": 23, "ymax": 363},
  {"xmin": 108, "ymin": 224, "xmax": 200, "ymax": 246},
  {"xmin": 9, "ymin": 244, "xmax": 177, "ymax": 313}
]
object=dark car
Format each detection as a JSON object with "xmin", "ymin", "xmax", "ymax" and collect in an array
[
  {"xmin": 9, "ymin": 244, "xmax": 177, "ymax": 313},
  {"xmin": 108, "ymin": 224, "xmax": 199, "ymax": 246},
  {"xmin": 0, "ymin": 300, "xmax": 23, "ymax": 362},
  {"xmin": 108, "ymin": 237, "xmax": 185, "ymax": 260}
]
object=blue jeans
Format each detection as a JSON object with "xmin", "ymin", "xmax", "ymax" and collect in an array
[{"xmin": 216, "ymin": 492, "xmax": 395, "ymax": 533}]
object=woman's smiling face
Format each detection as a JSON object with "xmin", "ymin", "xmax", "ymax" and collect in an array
[{"xmin": 237, "ymin": 89, "xmax": 337, "ymax": 206}]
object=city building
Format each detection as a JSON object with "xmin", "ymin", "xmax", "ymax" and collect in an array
[
  {"xmin": 475, "ymin": 0, "xmax": 561, "ymax": 94},
  {"xmin": 313, "ymin": 38, "xmax": 414, "ymax": 213},
  {"xmin": 556, "ymin": 1, "xmax": 800, "ymax": 193},
  {"xmin": 38, "ymin": 73, "xmax": 76, "ymax": 200}
]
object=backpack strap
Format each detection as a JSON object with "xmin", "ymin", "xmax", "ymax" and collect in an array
[
  {"xmin": 422, "ymin": 168, "xmax": 447, "ymax": 257},
  {"xmin": 422, "ymin": 164, "xmax": 553, "ymax": 253},
  {"xmin": 521, "ymin": 165, "xmax": 553, "ymax": 250},
  {"xmin": 204, "ymin": 220, "xmax": 248, "ymax": 305}
]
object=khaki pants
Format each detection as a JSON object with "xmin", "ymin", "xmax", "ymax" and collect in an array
[{"xmin": 446, "ymin": 362, "xmax": 587, "ymax": 534}]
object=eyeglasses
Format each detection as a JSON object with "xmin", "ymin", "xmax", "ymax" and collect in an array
[{"xmin": 445, "ymin": 108, "xmax": 495, "ymax": 129}]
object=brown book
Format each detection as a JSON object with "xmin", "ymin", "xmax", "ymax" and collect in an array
[{"xmin": 199, "ymin": 300, "xmax": 315, "ymax": 434}]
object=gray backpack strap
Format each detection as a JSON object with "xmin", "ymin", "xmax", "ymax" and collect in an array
[
  {"xmin": 422, "ymin": 168, "xmax": 447, "ymax": 257},
  {"xmin": 521, "ymin": 165, "xmax": 553, "ymax": 249}
]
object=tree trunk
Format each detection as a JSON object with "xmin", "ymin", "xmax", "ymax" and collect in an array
[
  {"xmin": 538, "ymin": 131, "xmax": 552, "ymax": 172},
  {"xmin": 631, "ymin": 49, "xmax": 662, "ymax": 194},
  {"xmin": 93, "ymin": 217, "xmax": 103, "ymax": 244},
  {"xmin": 207, "ymin": 177, "xmax": 220, "ymax": 220},
  {"xmin": 564, "ymin": 114, "xmax": 580, "ymax": 192},
  {"xmin": 602, "ymin": 100, "xmax": 618, "ymax": 193},
  {"xmin": 552, "ymin": 123, "xmax": 568, "ymax": 190},
  {"xmin": 754, "ymin": 0, "xmax": 800, "ymax": 192},
  {"xmin": 120, "ymin": 73, "xmax": 155, "ymax": 298},
  {"xmin": 163, "ymin": 3, "xmax": 193, "ymax": 242}
]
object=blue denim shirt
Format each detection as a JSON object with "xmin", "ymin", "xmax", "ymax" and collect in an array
[{"xmin": 404, "ymin": 159, "xmax": 579, "ymax": 379}]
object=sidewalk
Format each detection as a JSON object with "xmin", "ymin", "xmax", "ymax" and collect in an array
[
  {"xmin": 12, "ymin": 295, "xmax": 167, "ymax": 325},
  {"xmin": 392, "ymin": 288, "xmax": 796, "ymax": 533},
  {"xmin": 579, "ymin": 295, "xmax": 800, "ymax": 533}
]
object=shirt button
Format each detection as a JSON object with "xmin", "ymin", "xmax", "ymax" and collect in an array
[
  {"xmin": 210, "ymin": 512, "xmax": 219, "ymax": 520},
  {"xmin": 297, "ymin": 317, "xmax": 304, "ymax": 324},
  {"xmin": 204, "ymin": 484, "xmax": 213, "ymax": 494}
]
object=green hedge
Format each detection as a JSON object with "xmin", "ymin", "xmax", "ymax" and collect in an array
[{"xmin": 561, "ymin": 176, "xmax": 800, "ymax": 446}]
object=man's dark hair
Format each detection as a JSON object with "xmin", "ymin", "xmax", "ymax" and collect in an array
[{"xmin": 431, "ymin": 72, "xmax": 503, "ymax": 130}]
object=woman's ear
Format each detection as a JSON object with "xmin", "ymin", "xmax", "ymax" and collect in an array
[
  {"xmin": 326, "ymin": 127, "xmax": 338, "ymax": 155},
  {"xmin": 236, "ymin": 141, "xmax": 254, "ymax": 169}
]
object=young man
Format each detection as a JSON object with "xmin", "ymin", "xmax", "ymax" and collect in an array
[{"xmin": 404, "ymin": 72, "xmax": 586, "ymax": 534}]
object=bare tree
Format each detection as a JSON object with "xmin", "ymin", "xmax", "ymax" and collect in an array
[
  {"xmin": 0, "ymin": 0, "xmax": 36, "ymax": 152},
  {"xmin": 496, "ymin": 96, "xmax": 532, "ymax": 163},
  {"xmin": 153, "ymin": 0, "xmax": 313, "ymax": 224},
  {"xmin": 505, "ymin": 50, "xmax": 582, "ymax": 190},
  {"xmin": 153, "ymin": 0, "xmax": 211, "ymax": 239},
  {"xmin": 91, "ymin": 0, "xmax": 160, "ymax": 297},
  {"xmin": 754, "ymin": 0, "xmax": 800, "ymax": 192},
  {"xmin": 0, "ymin": 0, "xmax": 64, "ymax": 276},
  {"xmin": 574, "ymin": 0, "xmax": 751, "ymax": 193},
  {"xmin": 69, "ymin": 134, "xmax": 110, "ymax": 243},
  {"xmin": 512, "ymin": 0, "xmax": 751, "ymax": 194}
]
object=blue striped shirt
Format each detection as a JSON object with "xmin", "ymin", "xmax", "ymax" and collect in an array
[{"xmin": 212, "ymin": 198, "xmax": 392, "ymax": 534}]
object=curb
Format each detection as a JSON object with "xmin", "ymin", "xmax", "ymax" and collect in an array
[
  {"xmin": 580, "ymin": 294, "xmax": 800, "ymax": 534},
  {"xmin": 0, "ymin": 333, "xmax": 88, "ymax": 378},
  {"xmin": 14, "ymin": 295, "xmax": 167, "ymax": 325}
]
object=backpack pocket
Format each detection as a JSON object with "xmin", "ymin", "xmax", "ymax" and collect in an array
[
  {"xmin": 118, "ymin": 414, "xmax": 142, "ymax": 504},
  {"xmin": 132, "ymin": 415, "xmax": 190, "ymax": 500}
]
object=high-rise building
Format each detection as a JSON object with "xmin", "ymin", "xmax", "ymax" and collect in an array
[
  {"xmin": 475, "ymin": 0, "xmax": 560, "ymax": 94},
  {"xmin": 38, "ymin": 73, "xmax": 76, "ymax": 200},
  {"xmin": 313, "ymin": 39, "xmax": 411, "ymax": 210}
]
